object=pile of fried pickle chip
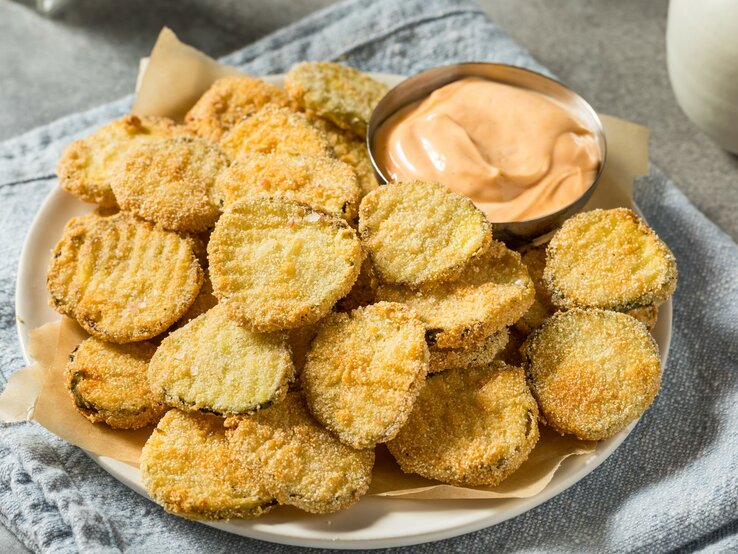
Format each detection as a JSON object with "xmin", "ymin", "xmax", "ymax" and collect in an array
[{"xmin": 47, "ymin": 62, "xmax": 678, "ymax": 520}]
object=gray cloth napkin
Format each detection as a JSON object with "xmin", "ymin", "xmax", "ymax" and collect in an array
[{"xmin": 1, "ymin": 0, "xmax": 736, "ymax": 552}]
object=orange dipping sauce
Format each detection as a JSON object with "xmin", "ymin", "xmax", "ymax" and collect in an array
[{"xmin": 372, "ymin": 77, "xmax": 601, "ymax": 222}]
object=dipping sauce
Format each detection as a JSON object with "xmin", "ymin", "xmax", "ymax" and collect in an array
[{"xmin": 373, "ymin": 77, "xmax": 601, "ymax": 222}]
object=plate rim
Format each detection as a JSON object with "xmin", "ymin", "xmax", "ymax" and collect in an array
[{"xmin": 13, "ymin": 73, "xmax": 672, "ymax": 550}]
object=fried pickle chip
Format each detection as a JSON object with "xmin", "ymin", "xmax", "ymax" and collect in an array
[
  {"xmin": 544, "ymin": 208, "xmax": 678, "ymax": 311},
  {"xmin": 387, "ymin": 362, "xmax": 539, "ymax": 487},
  {"xmin": 215, "ymin": 153, "xmax": 360, "ymax": 221},
  {"xmin": 111, "ymin": 137, "xmax": 227, "ymax": 232},
  {"xmin": 377, "ymin": 241, "xmax": 534, "ymax": 349},
  {"xmin": 285, "ymin": 62, "xmax": 388, "ymax": 137},
  {"xmin": 515, "ymin": 244, "xmax": 556, "ymax": 334},
  {"xmin": 141, "ymin": 410, "xmax": 275, "ymax": 520},
  {"xmin": 47, "ymin": 211, "xmax": 202, "ymax": 343},
  {"xmin": 428, "ymin": 328, "xmax": 509, "ymax": 374},
  {"xmin": 65, "ymin": 337, "xmax": 165, "ymax": 429},
  {"xmin": 219, "ymin": 105, "xmax": 333, "ymax": 160},
  {"xmin": 524, "ymin": 309, "xmax": 662, "ymax": 441},
  {"xmin": 303, "ymin": 302, "xmax": 429, "ymax": 449},
  {"xmin": 57, "ymin": 115, "xmax": 188, "ymax": 207},
  {"xmin": 185, "ymin": 75, "xmax": 293, "ymax": 141},
  {"xmin": 359, "ymin": 181, "xmax": 492, "ymax": 287},
  {"xmin": 225, "ymin": 392, "xmax": 374, "ymax": 513},
  {"xmin": 208, "ymin": 197, "xmax": 363, "ymax": 331},
  {"xmin": 149, "ymin": 304, "xmax": 293, "ymax": 416},
  {"xmin": 309, "ymin": 115, "xmax": 379, "ymax": 197}
]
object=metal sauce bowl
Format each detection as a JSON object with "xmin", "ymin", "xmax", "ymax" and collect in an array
[{"xmin": 366, "ymin": 63, "xmax": 607, "ymax": 244}]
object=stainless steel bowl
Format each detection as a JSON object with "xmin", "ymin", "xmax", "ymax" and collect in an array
[{"xmin": 366, "ymin": 63, "xmax": 607, "ymax": 244}]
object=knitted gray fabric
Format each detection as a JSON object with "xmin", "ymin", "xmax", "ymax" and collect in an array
[{"xmin": 1, "ymin": 0, "xmax": 736, "ymax": 552}]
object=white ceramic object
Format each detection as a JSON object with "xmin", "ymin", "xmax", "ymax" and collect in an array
[
  {"xmin": 667, "ymin": 0, "xmax": 738, "ymax": 154},
  {"xmin": 14, "ymin": 74, "xmax": 672, "ymax": 549}
]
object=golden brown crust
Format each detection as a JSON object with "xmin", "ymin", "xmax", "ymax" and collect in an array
[
  {"xmin": 185, "ymin": 76, "xmax": 293, "ymax": 142},
  {"xmin": 377, "ymin": 241, "xmax": 535, "ymax": 349},
  {"xmin": 148, "ymin": 304, "xmax": 294, "ymax": 416},
  {"xmin": 428, "ymin": 328, "xmax": 509, "ymax": 374},
  {"xmin": 359, "ymin": 181, "xmax": 493, "ymax": 287},
  {"xmin": 56, "ymin": 115, "xmax": 188, "ymax": 207},
  {"xmin": 303, "ymin": 302, "xmax": 429, "ymax": 449},
  {"xmin": 208, "ymin": 197, "xmax": 363, "ymax": 332},
  {"xmin": 308, "ymin": 115, "xmax": 379, "ymax": 197},
  {"xmin": 65, "ymin": 337, "xmax": 165, "ymax": 429},
  {"xmin": 219, "ymin": 105, "xmax": 333, "ymax": 160},
  {"xmin": 544, "ymin": 208, "xmax": 678, "ymax": 311},
  {"xmin": 170, "ymin": 273, "xmax": 218, "ymax": 331},
  {"xmin": 215, "ymin": 153, "xmax": 360, "ymax": 221},
  {"xmin": 285, "ymin": 62, "xmax": 388, "ymax": 137},
  {"xmin": 524, "ymin": 309, "xmax": 662, "ymax": 440},
  {"xmin": 141, "ymin": 410, "xmax": 275, "ymax": 520},
  {"xmin": 225, "ymin": 392, "xmax": 374, "ymax": 514},
  {"xmin": 387, "ymin": 362, "xmax": 539, "ymax": 487},
  {"xmin": 47, "ymin": 211, "xmax": 202, "ymax": 343},
  {"xmin": 625, "ymin": 304, "xmax": 659, "ymax": 331},
  {"xmin": 334, "ymin": 257, "xmax": 378, "ymax": 312},
  {"xmin": 111, "ymin": 137, "xmax": 227, "ymax": 232}
]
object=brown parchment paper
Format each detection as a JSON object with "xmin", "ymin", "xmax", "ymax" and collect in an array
[{"xmin": 1, "ymin": 27, "xmax": 650, "ymax": 500}]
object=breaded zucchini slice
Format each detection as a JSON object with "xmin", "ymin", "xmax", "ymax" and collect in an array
[
  {"xmin": 515, "ymin": 244, "xmax": 556, "ymax": 334},
  {"xmin": 47, "ymin": 212, "xmax": 202, "ymax": 343},
  {"xmin": 148, "ymin": 304, "xmax": 293, "ymax": 416},
  {"xmin": 285, "ymin": 61, "xmax": 388, "ymax": 137},
  {"xmin": 111, "ymin": 137, "xmax": 227, "ymax": 233},
  {"xmin": 308, "ymin": 115, "xmax": 379, "ymax": 197},
  {"xmin": 524, "ymin": 309, "xmax": 662, "ymax": 440},
  {"xmin": 359, "ymin": 181, "xmax": 492, "ymax": 287},
  {"xmin": 626, "ymin": 303, "xmax": 658, "ymax": 331},
  {"xmin": 219, "ymin": 105, "xmax": 333, "ymax": 160},
  {"xmin": 387, "ymin": 362, "xmax": 539, "ymax": 487},
  {"xmin": 215, "ymin": 153, "xmax": 360, "ymax": 221},
  {"xmin": 377, "ymin": 241, "xmax": 534, "ymax": 349},
  {"xmin": 225, "ymin": 392, "xmax": 374, "ymax": 514},
  {"xmin": 56, "ymin": 114, "xmax": 188, "ymax": 207},
  {"xmin": 185, "ymin": 75, "xmax": 293, "ymax": 142},
  {"xmin": 141, "ymin": 410, "xmax": 275, "ymax": 520},
  {"xmin": 428, "ymin": 328, "xmax": 508, "ymax": 374},
  {"xmin": 65, "ymin": 337, "xmax": 165, "ymax": 429},
  {"xmin": 208, "ymin": 197, "xmax": 363, "ymax": 332},
  {"xmin": 544, "ymin": 208, "xmax": 678, "ymax": 310},
  {"xmin": 303, "ymin": 302, "xmax": 429, "ymax": 449}
]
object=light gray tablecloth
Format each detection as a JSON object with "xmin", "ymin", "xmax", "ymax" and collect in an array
[{"xmin": 1, "ymin": 0, "xmax": 736, "ymax": 551}]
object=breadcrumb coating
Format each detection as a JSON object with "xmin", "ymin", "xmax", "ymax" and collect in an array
[
  {"xmin": 149, "ymin": 304, "xmax": 294, "ymax": 416},
  {"xmin": 225, "ymin": 392, "xmax": 374, "ymax": 514},
  {"xmin": 47, "ymin": 211, "xmax": 202, "ymax": 343},
  {"xmin": 215, "ymin": 153, "xmax": 360, "ymax": 221},
  {"xmin": 112, "ymin": 137, "xmax": 227, "ymax": 232},
  {"xmin": 208, "ymin": 197, "xmax": 363, "ymax": 332},
  {"xmin": 387, "ymin": 362, "xmax": 539, "ymax": 487},
  {"xmin": 56, "ymin": 114, "xmax": 189, "ymax": 207},
  {"xmin": 544, "ymin": 208, "xmax": 678, "ymax": 311},
  {"xmin": 286, "ymin": 61, "xmax": 388, "ymax": 137},
  {"xmin": 141, "ymin": 410, "xmax": 275, "ymax": 520},
  {"xmin": 65, "ymin": 337, "xmax": 164, "ymax": 429},
  {"xmin": 359, "ymin": 181, "xmax": 492, "ymax": 287},
  {"xmin": 303, "ymin": 302, "xmax": 429, "ymax": 449},
  {"xmin": 428, "ymin": 328, "xmax": 509, "ymax": 374},
  {"xmin": 185, "ymin": 75, "xmax": 293, "ymax": 141},
  {"xmin": 524, "ymin": 308, "xmax": 662, "ymax": 440}
]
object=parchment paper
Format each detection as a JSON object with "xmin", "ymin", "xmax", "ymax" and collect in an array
[{"xmin": 1, "ymin": 27, "xmax": 651, "ymax": 500}]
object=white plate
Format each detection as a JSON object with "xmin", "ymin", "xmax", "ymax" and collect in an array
[{"xmin": 14, "ymin": 74, "xmax": 672, "ymax": 550}]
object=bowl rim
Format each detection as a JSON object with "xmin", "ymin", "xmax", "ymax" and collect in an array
[{"xmin": 366, "ymin": 61, "xmax": 608, "ymax": 229}]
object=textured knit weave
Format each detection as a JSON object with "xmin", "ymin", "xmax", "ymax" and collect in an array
[{"xmin": 1, "ymin": 0, "xmax": 736, "ymax": 552}]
